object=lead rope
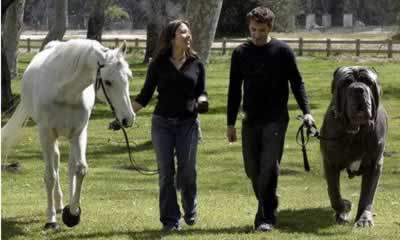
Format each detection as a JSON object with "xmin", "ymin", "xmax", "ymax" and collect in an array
[
  {"xmin": 96, "ymin": 63, "xmax": 159, "ymax": 175},
  {"xmin": 295, "ymin": 115, "xmax": 351, "ymax": 172},
  {"xmin": 295, "ymin": 115, "xmax": 320, "ymax": 172}
]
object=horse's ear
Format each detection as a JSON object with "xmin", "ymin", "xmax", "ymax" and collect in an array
[{"xmin": 118, "ymin": 40, "xmax": 127, "ymax": 57}]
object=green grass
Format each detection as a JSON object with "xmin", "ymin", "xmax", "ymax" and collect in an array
[{"xmin": 2, "ymin": 52, "xmax": 400, "ymax": 240}]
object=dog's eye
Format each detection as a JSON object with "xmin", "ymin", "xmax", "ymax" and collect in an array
[
  {"xmin": 360, "ymin": 78, "xmax": 373, "ymax": 86},
  {"xmin": 104, "ymin": 80, "xmax": 112, "ymax": 86}
]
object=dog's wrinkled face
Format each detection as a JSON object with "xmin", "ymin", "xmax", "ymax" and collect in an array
[
  {"xmin": 345, "ymin": 82, "xmax": 373, "ymax": 125},
  {"xmin": 332, "ymin": 66, "xmax": 380, "ymax": 127}
]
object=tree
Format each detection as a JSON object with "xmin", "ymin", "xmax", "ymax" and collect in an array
[
  {"xmin": 115, "ymin": 0, "xmax": 147, "ymax": 29},
  {"xmin": 40, "ymin": 0, "xmax": 68, "ymax": 50},
  {"xmin": 1, "ymin": 0, "xmax": 17, "ymax": 112},
  {"xmin": 256, "ymin": 0, "xmax": 300, "ymax": 32},
  {"xmin": 186, "ymin": 0, "xmax": 223, "ymax": 64},
  {"xmin": 86, "ymin": 0, "xmax": 109, "ymax": 42},
  {"xmin": 105, "ymin": 4, "xmax": 129, "ymax": 26},
  {"xmin": 143, "ymin": 0, "xmax": 187, "ymax": 63},
  {"xmin": 4, "ymin": 0, "xmax": 25, "ymax": 79}
]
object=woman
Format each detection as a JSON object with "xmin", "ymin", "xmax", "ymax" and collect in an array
[{"xmin": 132, "ymin": 19, "xmax": 208, "ymax": 232}]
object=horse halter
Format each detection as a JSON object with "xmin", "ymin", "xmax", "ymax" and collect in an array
[
  {"xmin": 95, "ymin": 63, "xmax": 159, "ymax": 176},
  {"xmin": 95, "ymin": 63, "xmax": 119, "ymax": 120}
]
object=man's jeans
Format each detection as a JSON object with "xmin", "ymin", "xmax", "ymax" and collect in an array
[
  {"xmin": 242, "ymin": 120, "xmax": 288, "ymax": 225},
  {"xmin": 151, "ymin": 115, "xmax": 199, "ymax": 227}
]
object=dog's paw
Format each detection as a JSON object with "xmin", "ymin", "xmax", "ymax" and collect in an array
[
  {"xmin": 335, "ymin": 199, "xmax": 352, "ymax": 224},
  {"xmin": 354, "ymin": 210, "xmax": 374, "ymax": 228},
  {"xmin": 336, "ymin": 212, "xmax": 351, "ymax": 224}
]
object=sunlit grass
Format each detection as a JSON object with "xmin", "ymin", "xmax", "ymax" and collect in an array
[{"xmin": 2, "ymin": 51, "xmax": 400, "ymax": 240}]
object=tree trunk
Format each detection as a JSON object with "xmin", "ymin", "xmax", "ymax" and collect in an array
[
  {"xmin": 186, "ymin": 0, "xmax": 223, "ymax": 64},
  {"xmin": 40, "ymin": 0, "xmax": 68, "ymax": 50},
  {"xmin": 1, "ymin": 42, "xmax": 13, "ymax": 112},
  {"xmin": 144, "ymin": 22, "xmax": 163, "ymax": 63},
  {"xmin": 4, "ymin": 0, "xmax": 25, "ymax": 79},
  {"xmin": 143, "ymin": 0, "xmax": 167, "ymax": 63},
  {"xmin": 1, "ymin": 0, "xmax": 17, "ymax": 112},
  {"xmin": 143, "ymin": 0, "xmax": 187, "ymax": 63},
  {"xmin": 86, "ymin": 0, "xmax": 106, "ymax": 42},
  {"xmin": 2, "ymin": 0, "xmax": 16, "ymax": 13}
]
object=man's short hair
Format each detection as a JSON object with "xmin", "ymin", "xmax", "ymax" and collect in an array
[{"xmin": 246, "ymin": 7, "xmax": 275, "ymax": 27}]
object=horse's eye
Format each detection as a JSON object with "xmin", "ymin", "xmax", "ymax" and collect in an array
[{"xmin": 104, "ymin": 80, "xmax": 112, "ymax": 86}]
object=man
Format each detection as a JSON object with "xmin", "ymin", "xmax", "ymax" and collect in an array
[{"xmin": 226, "ymin": 7, "xmax": 315, "ymax": 232}]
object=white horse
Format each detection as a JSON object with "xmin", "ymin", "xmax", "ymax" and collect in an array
[{"xmin": 1, "ymin": 39, "xmax": 135, "ymax": 230}]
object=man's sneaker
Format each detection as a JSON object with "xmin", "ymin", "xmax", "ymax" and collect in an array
[
  {"xmin": 184, "ymin": 215, "xmax": 197, "ymax": 226},
  {"xmin": 161, "ymin": 224, "xmax": 180, "ymax": 233},
  {"xmin": 255, "ymin": 223, "xmax": 274, "ymax": 232}
]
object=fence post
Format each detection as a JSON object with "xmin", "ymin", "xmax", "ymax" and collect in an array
[
  {"xmin": 299, "ymin": 37, "xmax": 303, "ymax": 56},
  {"xmin": 115, "ymin": 38, "xmax": 119, "ymax": 48},
  {"xmin": 135, "ymin": 38, "xmax": 139, "ymax": 51},
  {"xmin": 27, "ymin": 38, "xmax": 31, "ymax": 52},
  {"xmin": 355, "ymin": 39, "xmax": 360, "ymax": 57},
  {"xmin": 326, "ymin": 38, "xmax": 331, "ymax": 57},
  {"xmin": 222, "ymin": 37, "xmax": 227, "ymax": 55},
  {"xmin": 387, "ymin": 39, "xmax": 393, "ymax": 58}
]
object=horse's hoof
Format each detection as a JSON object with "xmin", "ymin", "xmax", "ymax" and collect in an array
[
  {"xmin": 62, "ymin": 205, "xmax": 81, "ymax": 227},
  {"xmin": 44, "ymin": 222, "xmax": 60, "ymax": 231}
]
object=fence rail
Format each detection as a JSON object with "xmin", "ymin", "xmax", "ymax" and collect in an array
[{"xmin": 19, "ymin": 37, "xmax": 400, "ymax": 58}]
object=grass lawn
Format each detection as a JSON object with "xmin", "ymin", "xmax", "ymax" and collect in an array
[{"xmin": 2, "ymin": 51, "xmax": 400, "ymax": 240}]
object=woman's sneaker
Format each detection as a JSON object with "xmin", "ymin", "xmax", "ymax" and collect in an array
[
  {"xmin": 255, "ymin": 223, "xmax": 274, "ymax": 232},
  {"xmin": 161, "ymin": 224, "xmax": 180, "ymax": 233},
  {"xmin": 184, "ymin": 214, "xmax": 197, "ymax": 226}
]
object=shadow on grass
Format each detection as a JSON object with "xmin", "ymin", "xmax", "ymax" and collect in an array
[
  {"xmin": 51, "ymin": 226, "xmax": 253, "ymax": 240},
  {"xmin": 278, "ymin": 207, "xmax": 347, "ymax": 236},
  {"xmin": 86, "ymin": 140, "xmax": 154, "ymax": 158},
  {"xmin": 2, "ymin": 209, "xmax": 348, "ymax": 239},
  {"xmin": 280, "ymin": 168, "xmax": 301, "ymax": 176},
  {"xmin": 1, "ymin": 217, "xmax": 40, "ymax": 240}
]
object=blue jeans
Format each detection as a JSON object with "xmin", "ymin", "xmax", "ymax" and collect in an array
[
  {"xmin": 151, "ymin": 114, "xmax": 199, "ymax": 227},
  {"xmin": 242, "ymin": 120, "xmax": 288, "ymax": 226}
]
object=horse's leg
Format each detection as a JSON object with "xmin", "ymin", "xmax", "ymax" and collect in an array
[
  {"xmin": 39, "ymin": 127, "xmax": 60, "ymax": 230},
  {"xmin": 62, "ymin": 126, "xmax": 88, "ymax": 227},
  {"xmin": 54, "ymin": 140, "xmax": 64, "ymax": 214}
]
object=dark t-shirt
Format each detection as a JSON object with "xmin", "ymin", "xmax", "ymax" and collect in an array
[
  {"xmin": 135, "ymin": 55, "xmax": 206, "ymax": 119},
  {"xmin": 227, "ymin": 39, "xmax": 310, "ymax": 126}
]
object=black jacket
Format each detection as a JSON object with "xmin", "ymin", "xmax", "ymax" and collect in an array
[
  {"xmin": 136, "ymin": 55, "xmax": 206, "ymax": 119},
  {"xmin": 227, "ymin": 39, "xmax": 310, "ymax": 126}
]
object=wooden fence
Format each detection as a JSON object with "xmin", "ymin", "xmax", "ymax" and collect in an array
[{"xmin": 19, "ymin": 37, "xmax": 400, "ymax": 58}]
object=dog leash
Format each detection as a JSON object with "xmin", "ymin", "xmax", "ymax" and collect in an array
[
  {"xmin": 296, "ymin": 115, "xmax": 319, "ymax": 172},
  {"xmin": 296, "ymin": 115, "xmax": 351, "ymax": 172}
]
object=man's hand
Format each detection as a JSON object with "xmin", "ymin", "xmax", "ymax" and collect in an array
[
  {"xmin": 303, "ymin": 113, "xmax": 316, "ymax": 128},
  {"xmin": 226, "ymin": 126, "xmax": 237, "ymax": 143}
]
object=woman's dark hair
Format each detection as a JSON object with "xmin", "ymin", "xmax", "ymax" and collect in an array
[
  {"xmin": 246, "ymin": 7, "xmax": 275, "ymax": 28},
  {"xmin": 156, "ymin": 19, "xmax": 198, "ymax": 60}
]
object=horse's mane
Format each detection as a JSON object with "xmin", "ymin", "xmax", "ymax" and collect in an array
[{"xmin": 46, "ymin": 40, "xmax": 106, "ymax": 75}]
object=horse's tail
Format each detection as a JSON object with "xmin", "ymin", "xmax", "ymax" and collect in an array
[{"xmin": 1, "ymin": 102, "xmax": 29, "ymax": 158}]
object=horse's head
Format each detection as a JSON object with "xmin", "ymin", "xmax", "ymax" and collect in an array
[{"xmin": 96, "ymin": 41, "xmax": 135, "ymax": 128}]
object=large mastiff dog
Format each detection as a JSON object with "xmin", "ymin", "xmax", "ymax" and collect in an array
[{"xmin": 320, "ymin": 66, "xmax": 388, "ymax": 227}]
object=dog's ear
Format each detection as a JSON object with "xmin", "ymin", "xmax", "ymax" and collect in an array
[
  {"xmin": 368, "ymin": 68, "xmax": 380, "ymax": 121},
  {"xmin": 331, "ymin": 67, "xmax": 342, "ymax": 94},
  {"xmin": 332, "ymin": 67, "xmax": 348, "ymax": 118},
  {"xmin": 370, "ymin": 67, "xmax": 378, "ymax": 74}
]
